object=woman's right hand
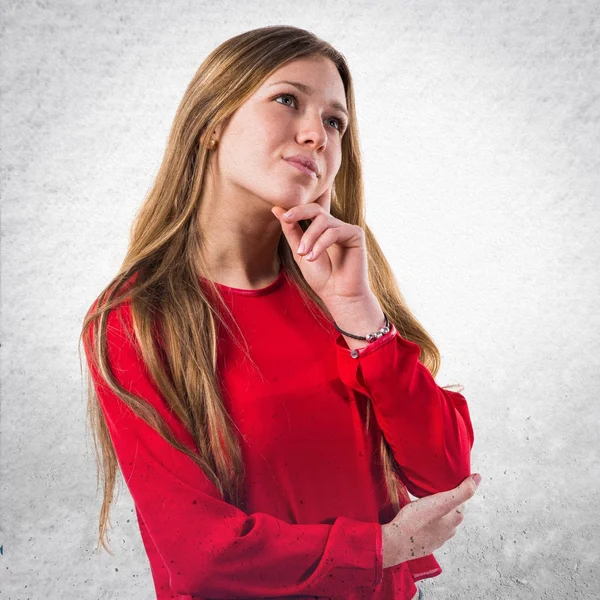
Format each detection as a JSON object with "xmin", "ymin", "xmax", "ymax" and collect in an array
[{"xmin": 381, "ymin": 473, "xmax": 481, "ymax": 568}]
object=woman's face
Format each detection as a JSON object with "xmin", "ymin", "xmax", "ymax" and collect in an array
[{"xmin": 210, "ymin": 56, "xmax": 349, "ymax": 210}]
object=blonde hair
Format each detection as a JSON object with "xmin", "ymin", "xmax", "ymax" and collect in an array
[{"xmin": 79, "ymin": 25, "xmax": 450, "ymax": 555}]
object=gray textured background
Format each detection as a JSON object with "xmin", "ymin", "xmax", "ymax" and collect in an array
[{"xmin": 1, "ymin": 1, "xmax": 599, "ymax": 598}]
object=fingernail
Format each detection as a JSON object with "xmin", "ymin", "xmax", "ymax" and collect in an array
[
  {"xmin": 282, "ymin": 211, "xmax": 292, "ymax": 218},
  {"xmin": 297, "ymin": 242, "xmax": 306, "ymax": 254},
  {"xmin": 472, "ymin": 473, "xmax": 481, "ymax": 487}
]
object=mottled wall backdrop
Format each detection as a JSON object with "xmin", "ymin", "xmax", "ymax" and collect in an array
[{"xmin": 1, "ymin": 1, "xmax": 598, "ymax": 598}]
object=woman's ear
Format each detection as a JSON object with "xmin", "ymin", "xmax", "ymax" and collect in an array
[{"xmin": 200, "ymin": 122, "xmax": 224, "ymax": 147}]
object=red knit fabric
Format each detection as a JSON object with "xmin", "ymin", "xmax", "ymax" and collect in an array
[{"xmin": 84, "ymin": 263, "xmax": 474, "ymax": 599}]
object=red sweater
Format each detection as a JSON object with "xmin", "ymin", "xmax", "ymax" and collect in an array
[{"xmin": 84, "ymin": 264, "xmax": 474, "ymax": 599}]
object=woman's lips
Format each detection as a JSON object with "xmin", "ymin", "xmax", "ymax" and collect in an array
[{"xmin": 284, "ymin": 159, "xmax": 318, "ymax": 179}]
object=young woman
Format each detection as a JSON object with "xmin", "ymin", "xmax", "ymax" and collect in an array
[{"xmin": 81, "ymin": 25, "xmax": 479, "ymax": 600}]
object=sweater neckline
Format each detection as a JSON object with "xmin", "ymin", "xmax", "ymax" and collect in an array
[{"xmin": 199, "ymin": 263, "xmax": 287, "ymax": 297}]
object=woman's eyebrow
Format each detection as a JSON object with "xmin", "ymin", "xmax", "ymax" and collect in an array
[{"xmin": 268, "ymin": 80, "xmax": 349, "ymax": 118}]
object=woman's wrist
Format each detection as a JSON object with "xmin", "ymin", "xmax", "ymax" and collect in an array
[
  {"xmin": 381, "ymin": 522, "xmax": 410, "ymax": 568},
  {"xmin": 381, "ymin": 523, "xmax": 395, "ymax": 569},
  {"xmin": 326, "ymin": 293, "xmax": 385, "ymax": 350}
]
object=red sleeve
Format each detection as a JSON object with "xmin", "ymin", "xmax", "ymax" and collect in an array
[
  {"xmin": 84, "ymin": 302, "xmax": 383, "ymax": 597},
  {"xmin": 335, "ymin": 323, "xmax": 475, "ymax": 498}
]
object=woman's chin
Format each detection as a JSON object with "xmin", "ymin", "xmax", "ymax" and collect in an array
[{"xmin": 279, "ymin": 184, "xmax": 316, "ymax": 203}]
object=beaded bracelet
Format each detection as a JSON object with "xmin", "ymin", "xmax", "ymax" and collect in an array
[{"xmin": 333, "ymin": 312, "xmax": 391, "ymax": 343}]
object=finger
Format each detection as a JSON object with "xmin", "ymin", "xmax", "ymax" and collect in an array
[
  {"xmin": 456, "ymin": 502, "xmax": 467, "ymax": 515},
  {"xmin": 442, "ymin": 383, "xmax": 465, "ymax": 394},
  {"xmin": 271, "ymin": 207, "xmax": 305, "ymax": 256},
  {"xmin": 277, "ymin": 202, "xmax": 324, "ymax": 224},
  {"xmin": 296, "ymin": 213, "xmax": 338, "ymax": 256},
  {"xmin": 304, "ymin": 226, "xmax": 343, "ymax": 261},
  {"xmin": 439, "ymin": 506, "xmax": 465, "ymax": 529},
  {"xmin": 420, "ymin": 475, "xmax": 480, "ymax": 520}
]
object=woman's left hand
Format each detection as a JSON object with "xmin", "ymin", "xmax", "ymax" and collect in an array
[{"xmin": 271, "ymin": 185, "xmax": 371, "ymax": 303}]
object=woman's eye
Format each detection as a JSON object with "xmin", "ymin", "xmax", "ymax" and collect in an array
[
  {"xmin": 275, "ymin": 93, "xmax": 297, "ymax": 108},
  {"xmin": 325, "ymin": 117, "xmax": 344, "ymax": 131},
  {"xmin": 275, "ymin": 93, "xmax": 346, "ymax": 132}
]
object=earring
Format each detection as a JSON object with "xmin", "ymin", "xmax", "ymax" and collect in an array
[{"xmin": 208, "ymin": 139, "xmax": 217, "ymax": 149}]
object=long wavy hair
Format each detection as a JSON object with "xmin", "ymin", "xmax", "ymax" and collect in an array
[{"xmin": 79, "ymin": 25, "xmax": 457, "ymax": 555}]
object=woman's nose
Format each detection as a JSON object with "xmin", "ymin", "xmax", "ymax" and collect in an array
[{"xmin": 295, "ymin": 114, "xmax": 328, "ymax": 148}]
